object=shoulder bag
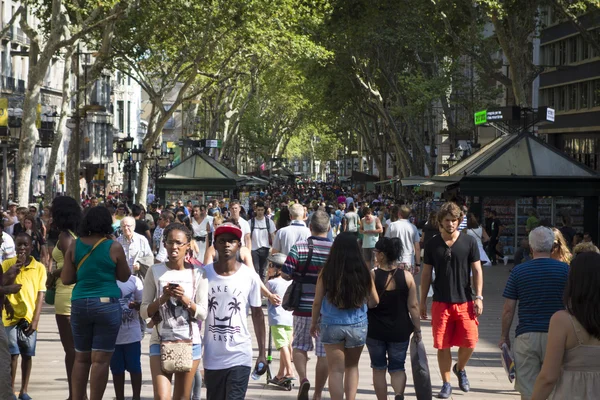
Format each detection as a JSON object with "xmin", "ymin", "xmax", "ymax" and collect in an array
[
  {"xmin": 157, "ymin": 266, "xmax": 196, "ymax": 374},
  {"xmin": 282, "ymin": 239, "xmax": 314, "ymax": 312},
  {"xmin": 77, "ymin": 237, "xmax": 108, "ymax": 270}
]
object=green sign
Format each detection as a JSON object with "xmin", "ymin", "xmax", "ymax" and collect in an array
[{"xmin": 474, "ymin": 110, "xmax": 487, "ymax": 125}]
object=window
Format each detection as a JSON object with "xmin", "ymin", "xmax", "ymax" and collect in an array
[
  {"xmin": 558, "ymin": 41, "xmax": 567, "ymax": 65},
  {"xmin": 592, "ymin": 29, "xmax": 600, "ymax": 58},
  {"xmin": 593, "ymin": 80, "xmax": 600, "ymax": 107},
  {"xmin": 569, "ymin": 37, "xmax": 578, "ymax": 63},
  {"xmin": 568, "ymin": 84, "xmax": 577, "ymax": 110},
  {"xmin": 558, "ymin": 86, "xmax": 567, "ymax": 110},
  {"xmin": 581, "ymin": 37, "xmax": 590, "ymax": 60},
  {"xmin": 546, "ymin": 43, "xmax": 556, "ymax": 65},
  {"xmin": 580, "ymin": 82, "xmax": 589, "ymax": 109},
  {"xmin": 116, "ymin": 100, "xmax": 124, "ymax": 133},
  {"xmin": 547, "ymin": 88, "xmax": 555, "ymax": 107}
]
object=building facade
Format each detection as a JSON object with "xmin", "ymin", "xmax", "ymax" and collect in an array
[{"xmin": 537, "ymin": 9, "xmax": 600, "ymax": 172}]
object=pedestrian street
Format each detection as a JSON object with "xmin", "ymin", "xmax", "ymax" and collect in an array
[{"xmin": 21, "ymin": 263, "xmax": 519, "ymax": 399}]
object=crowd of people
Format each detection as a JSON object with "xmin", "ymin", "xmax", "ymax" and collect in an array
[{"xmin": 0, "ymin": 185, "xmax": 597, "ymax": 400}]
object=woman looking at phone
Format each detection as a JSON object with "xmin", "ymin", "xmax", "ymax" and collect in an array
[{"xmin": 141, "ymin": 223, "xmax": 208, "ymax": 399}]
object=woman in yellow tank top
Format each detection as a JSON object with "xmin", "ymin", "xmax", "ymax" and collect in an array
[{"xmin": 50, "ymin": 196, "xmax": 82, "ymax": 400}]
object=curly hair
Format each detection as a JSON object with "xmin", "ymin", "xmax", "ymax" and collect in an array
[
  {"xmin": 79, "ymin": 206, "xmax": 114, "ymax": 237},
  {"xmin": 51, "ymin": 196, "xmax": 82, "ymax": 232},
  {"xmin": 320, "ymin": 232, "xmax": 372, "ymax": 309},
  {"xmin": 374, "ymin": 237, "xmax": 402, "ymax": 264},
  {"xmin": 162, "ymin": 222, "xmax": 192, "ymax": 244},
  {"xmin": 437, "ymin": 202, "xmax": 463, "ymax": 224}
]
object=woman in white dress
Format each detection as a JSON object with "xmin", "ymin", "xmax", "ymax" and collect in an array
[
  {"xmin": 464, "ymin": 213, "xmax": 491, "ymax": 266},
  {"xmin": 191, "ymin": 205, "xmax": 212, "ymax": 263}
]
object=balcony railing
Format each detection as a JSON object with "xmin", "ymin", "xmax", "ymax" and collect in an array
[{"xmin": 15, "ymin": 28, "xmax": 30, "ymax": 45}]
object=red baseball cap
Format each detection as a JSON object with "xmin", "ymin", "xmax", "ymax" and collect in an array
[{"xmin": 214, "ymin": 223, "xmax": 242, "ymax": 240}]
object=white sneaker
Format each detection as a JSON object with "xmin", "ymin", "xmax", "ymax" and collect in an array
[{"xmin": 503, "ymin": 256, "xmax": 509, "ymax": 265}]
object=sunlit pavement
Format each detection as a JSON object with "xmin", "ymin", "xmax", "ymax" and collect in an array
[{"xmin": 24, "ymin": 264, "xmax": 519, "ymax": 399}]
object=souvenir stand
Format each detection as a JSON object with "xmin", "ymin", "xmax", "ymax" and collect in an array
[
  {"xmin": 421, "ymin": 132, "xmax": 600, "ymax": 259},
  {"xmin": 156, "ymin": 151, "xmax": 243, "ymax": 205}
]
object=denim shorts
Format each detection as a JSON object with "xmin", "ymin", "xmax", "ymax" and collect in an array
[
  {"xmin": 366, "ymin": 337, "xmax": 410, "ymax": 372},
  {"xmin": 150, "ymin": 343, "xmax": 202, "ymax": 361},
  {"xmin": 110, "ymin": 341, "xmax": 142, "ymax": 374},
  {"xmin": 71, "ymin": 297, "xmax": 122, "ymax": 352},
  {"xmin": 319, "ymin": 320, "xmax": 367, "ymax": 348},
  {"xmin": 6, "ymin": 325, "xmax": 37, "ymax": 357}
]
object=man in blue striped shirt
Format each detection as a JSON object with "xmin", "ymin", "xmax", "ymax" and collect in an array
[{"xmin": 499, "ymin": 227, "xmax": 569, "ymax": 400}]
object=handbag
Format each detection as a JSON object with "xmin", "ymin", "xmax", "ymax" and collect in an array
[
  {"xmin": 157, "ymin": 267, "xmax": 196, "ymax": 374},
  {"xmin": 282, "ymin": 239, "xmax": 314, "ymax": 312},
  {"xmin": 45, "ymin": 271, "xmax": 58, "ymax": 305},
  {"xmin": 410, "ymin": 335, "xmax": 432, "ymax": 400}
]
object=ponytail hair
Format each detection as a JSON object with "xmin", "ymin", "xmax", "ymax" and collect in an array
[{"xmin": 375, "ymin": 237, "xmax": 402, "ymax": 263}]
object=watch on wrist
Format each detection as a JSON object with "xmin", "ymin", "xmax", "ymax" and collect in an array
[{"xmin": 475, "ymin": 295, "xmax": 484, "ymax": 301}]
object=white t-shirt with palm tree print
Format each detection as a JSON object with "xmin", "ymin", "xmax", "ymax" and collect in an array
[{"xmin": 203, "ymin": 262, "xmax": 262, "ymax": 370}]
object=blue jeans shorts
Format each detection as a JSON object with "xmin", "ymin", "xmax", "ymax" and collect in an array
[
  {"xmin": 110, "ymin": 341, "xmax": 142, "ymax": 374},
  {"xmin": 366, "ymin": 337, "xmax": 410, "ymax": 372},
  {"xmin": 71, "ymin": 297, "xmax": 122, "ymax": 352},
  {"xmin": 320, "ymin": 320, "xmax": 367, "ymax": 348},
  {"xmin": 5, "ymin": 325, "xmax": 37, "ymax": 356},
  {"xmin": 150, "ymin": 343, "xmax": 202, "ymax": 361}
]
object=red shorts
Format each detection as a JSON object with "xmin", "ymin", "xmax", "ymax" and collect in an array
[{"xmin": 431, "ymin": 301, "xmax": 479, "ymax": 349}]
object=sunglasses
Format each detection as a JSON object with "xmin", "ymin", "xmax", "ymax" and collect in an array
[{"xmin": 444, "ymin": 247, "xmax": 452, "ymax": 262}]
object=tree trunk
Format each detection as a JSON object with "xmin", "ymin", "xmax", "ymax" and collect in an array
[
  {"xmin": 16, "ymin": 79, "xmax": 44, "ymax": 206},
  {"xmin": 44, "ymin": 47, "xmax": 74, "ymax": 200}
]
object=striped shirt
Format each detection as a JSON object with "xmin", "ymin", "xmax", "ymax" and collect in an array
[
  {"xmin": 282, "ymin": 236, "xmax": 333, "ymax": 317},
  {"xmin": 458, "ymin": 215, "xmax": 468, "ymax": 231},
  {"xmin": 502, "ymin": 257, "xmax": 569, "ymax": 337}
]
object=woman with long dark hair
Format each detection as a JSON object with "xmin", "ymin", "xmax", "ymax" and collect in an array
[
  {"xmin": 310, "ymin": 232, "xmax": 378, "ymax": 400},
  {"xmin": 23, "ymin": 214, "xmax": 47, "ymax": 265},
  {"xmin": 276, "ymin": 207, "xmax": 291, "ymax": 231},
  {"xmin": 49, "ymin": 196, "xmax": 82, "ymax": 400},
  {"xmin": 61, "ymin": 206, "xmax": 131, "ymax": 400},
  {"xmin": 532, "ymin": 252, "xmax": 600, "ymax": 399},
  {"xmin": 367, "ymin": 237, "xmax": 421, "ymax": 400}
]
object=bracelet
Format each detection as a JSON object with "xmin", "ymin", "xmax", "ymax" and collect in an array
[{"xmin": 183, "ymin": 298, "xmax": 193, "ymax": 309}]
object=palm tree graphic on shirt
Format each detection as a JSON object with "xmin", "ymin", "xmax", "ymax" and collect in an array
[
  {"xmin": 228, "ymin": 298, "xmax": 241, "ymax": 327},
  {"xmin": 208, "ymin": 297, "xmax": 218, "ymax": 325},
  {"xmin": 209, "ymin": 295, "xmax": 241, "ymax": 335}
]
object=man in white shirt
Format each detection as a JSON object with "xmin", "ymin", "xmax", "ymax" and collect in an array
[
  {"xmin": 250, "ymin": 201, "xmax": 276, "ymax": 282},
  {"xmin": 0, "ymin": 231, "xmax": 16, "ymax": 261},
  {"xmin": 385, "ymin": 205, "xmax": 421, "ymax": 274},
  {"xmin": 117, "ymin": 217, "xmax": 154, "ymax": 278},
  {"xmin": 229, "ymin": 200, "xmax": 251, "ymax": 250},
  {"xmin": 272, "ymin": 204, "xmax": 311, "ymax": 256},
  {"xmin": 3, "ymin": 202, "xmax": 19, "ymax": 237},
  {"xmin": 204, "ymin": 224, "xmax": 266, "ymax": 400}
]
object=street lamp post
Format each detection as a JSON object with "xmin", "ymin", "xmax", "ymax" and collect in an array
[
  {"xmin": 145, "ymin": 144, "xmax": 174, "ymax": 202},
  {"xmin": 114, "ymin": 133, "xmax": 144, "ymax": 206}
]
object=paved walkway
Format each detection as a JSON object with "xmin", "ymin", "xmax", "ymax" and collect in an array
[{"xmin": 20, "ymin": 265, "xmax": 520, "ymax": 399}]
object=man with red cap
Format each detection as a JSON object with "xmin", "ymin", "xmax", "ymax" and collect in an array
[{"xmin": 202, "ymin": 223, "xmax": 266, "ymax": 400}]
